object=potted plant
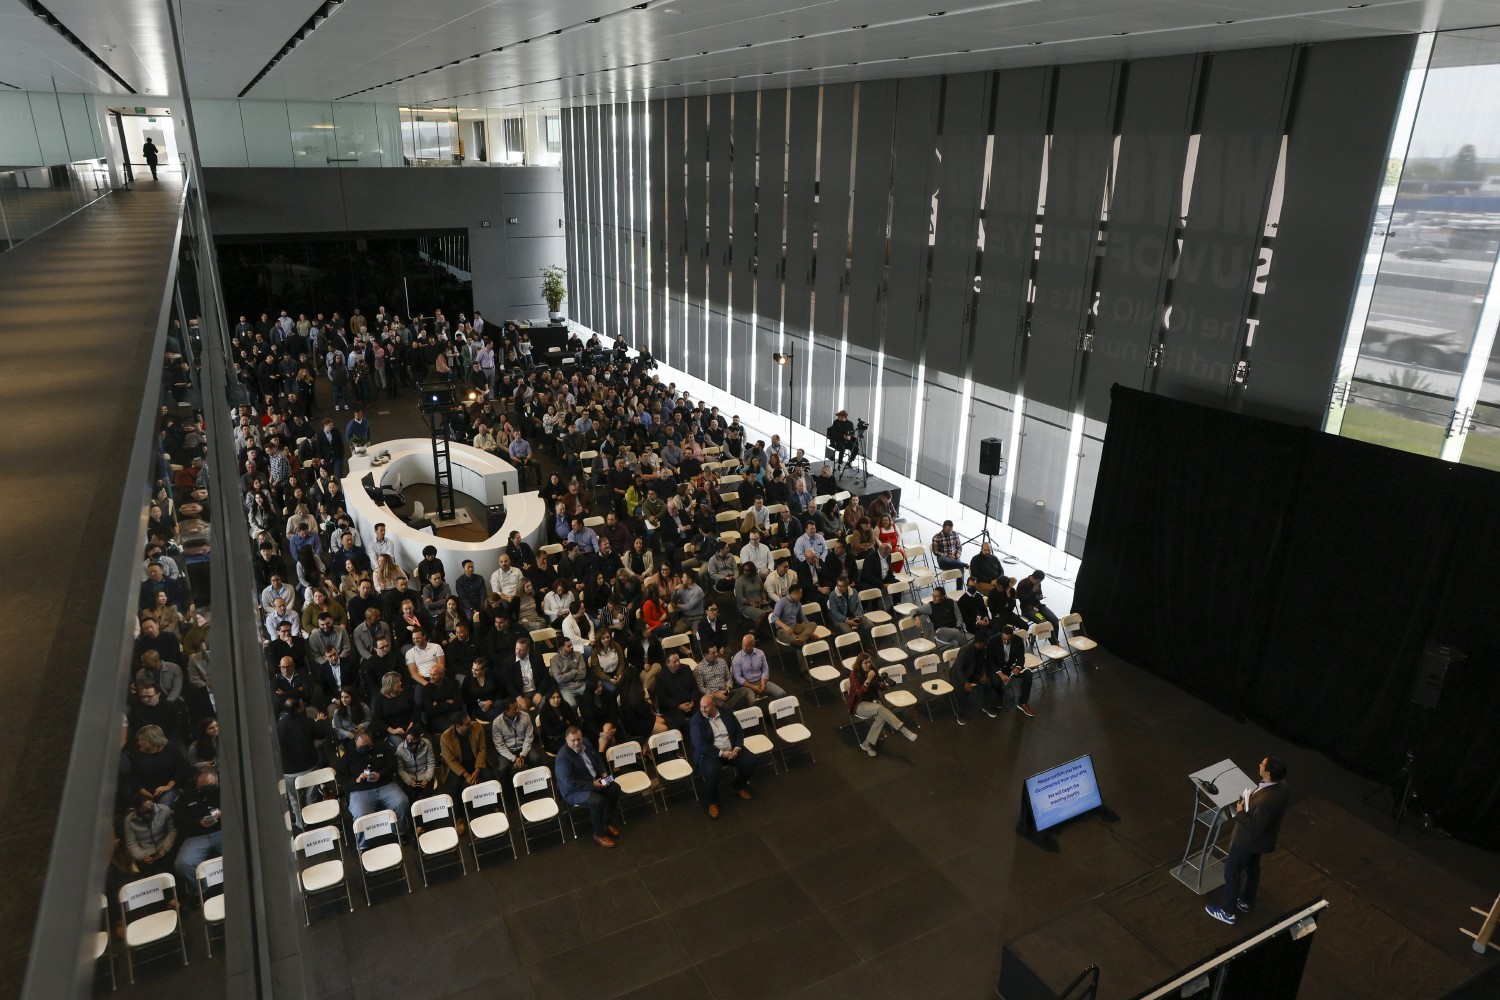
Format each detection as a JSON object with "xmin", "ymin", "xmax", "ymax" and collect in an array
[{"xmin": 541, "ymin": 265, "xmax": 568, "ymax": 324}]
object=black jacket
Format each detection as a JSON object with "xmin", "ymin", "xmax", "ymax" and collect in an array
[
  {"xmin": 277, "ymin": 711, "xmax": 330, "ymax": 773},
  {"xmin": 497, "ymin": 650, "xmax": 553, "ymax": 700},
  {"xmin": 1230, "ymin": 782, "xmax": 1291, "ymax": 854},
  {"xmin": 337, "ymin": 741, "xmax": 397, "ymax": 788}
]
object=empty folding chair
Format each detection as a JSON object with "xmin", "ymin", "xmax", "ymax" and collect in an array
[
  {"xmin": 898, "ymin": 615, "xmax": 938, "ymax": 657},
  {"xmin": 833, "ymin": 490, "xmax": 852, "ymax": 504},
  {"xmin": 833, "ymin": 631, "xmax": 865, "ymax": 672},
  {"xmin": 607, "ymin": 741, "xmax": 659, "ymax": 819},
  {"xmin": 648, "ymin": 729, "xmax": 699, "ymax": 809},
  {"xmin": 1058, "ymin": 613, "xmax": 1098, "ymax": 668},
  {"xmin": 291, "ymin": 826, "xmax": 354, "ymax": 925},
  {"xmin": 770, "ymin": 547, "xmax": 792, "ymax": 563},
  {"xmin": 913, "ymin": 654, "xmax": 955, "ymax": 721},
  {"xmin": 870, "ymin": 623, "xmax": 909, "ymax": 667},
  {"xmin": 733, "ymin": 706, "xmax": 780, "ymax": 775},
  {"xmin": 539, "ymin": 542, "xmax": 565, "ymax": 558},
  {"xmin": 294, "ymin": 766, "xmax": 341, "ymax": 830},
  {"xmin": 887, "ymin": 580, "xmax": 920, "ymax": 619},
  {"xmin": 462, "ymin": 780, "xmax": 515, "ymax": 869},
  {"xmin": 513, "ymin": 766, "xmax": 568, "ymax": 852},
  {"xmin": 801, "ymin": 602, "xmax": 834, "ymax": 640},
  {"xmin": 94, "ymin": 893, "xmax": 115, "ymax": 990},
  {"xmin": 661, "ymin": 632, "xmax": 693, "ymax": 661},
  {"xmin": 529, "ymin": 627, "xmax": 559, "ymax": 653},
  {"xmin": 938, "ymin": 567, "xmax": 963, "ymax": 591},
  {"xmin": 118, "ymin": 874, "xmax": 188, "ymax": 983},
  {"xmin": 583, "ymin": 515, "xmax": 606, "ymax": 529},
  {"xmin": 801, "ymin": 639, "xmax": 840, "ymax": 706},
  {"xmin": 879, "ymin": 664, "xmax": 918, "ymax": 713},
  {"xmin": 347, "ymin": 809, "xmax": 411, "ymax": 904},
  {"xmin": 767, "ymin": 695, "xmax": 816, "ymax": 768},
  {"xmin": 1029, "ymin": 622, "xmax": 1072, "ymax": 679},
  {"xmin": 410, "ymin": 794, "xmax": 467, "ymax": 885},
  {"xmin": 858, "ymin": 588, "xmax": 892, "ymax": 626},
  {"xmin": 196, "ymin": 858, "xmax": 226, "ymax": 958}
]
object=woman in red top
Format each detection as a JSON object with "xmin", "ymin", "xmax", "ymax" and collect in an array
[
  {"xmin": 640, "ymin": 584, "xmax": 672, "ymax": 638},
  {"xmin": 876, "ymin": 513, "xmax": 906, "ymax": 573},
  {"xmin": 846, "ymin": 653, "xmax": 919, "ymax": 757}
]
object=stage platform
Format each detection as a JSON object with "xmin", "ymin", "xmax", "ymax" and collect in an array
[{"xmin": 999, "ymin": 796, "xmax": 1496, "ymax": 999}]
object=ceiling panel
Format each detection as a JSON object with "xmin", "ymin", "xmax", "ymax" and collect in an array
[{"xmin": 0, "ymin": 0, "xmax": 1494, "ymax": 106}]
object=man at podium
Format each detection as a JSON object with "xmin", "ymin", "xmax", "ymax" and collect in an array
[{"xmin": 1206, "ymin": 756, "xmax": 1290, "ymax": 925}]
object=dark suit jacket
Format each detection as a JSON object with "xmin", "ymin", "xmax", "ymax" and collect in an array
[
  {"xmin": 1230, "ymin": 782, "xmax": 1291, "ymax": 854},
  {"xmin": 991, "ymin": 636, "xmax": 1026, "ymax": 674},
  {"xmin": 554, "ymin": 744, "xmax": 608, "ymax": 805},
  {"xmin": 687, "ymin": 709, "xmax": 746, "ymax": 766},
  {"xmin": 696, "ymin": 618, "xmax": 732, "ymax": 653},
  {"xmin": 497, "ymin": 651, "xmax": 553, "ymax": 700},
  {"xmin": 627, "ymin": 636, "xmax": 666, "ymax": 673}
]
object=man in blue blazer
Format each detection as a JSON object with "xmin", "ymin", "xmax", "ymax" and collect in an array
[
  {"xmin": 687, "ymin": 694, "xmax": 761, "ymax": 820},
  {"xmin": 554, "ymin": 726, "xmax": 624, "ymax": 848}
]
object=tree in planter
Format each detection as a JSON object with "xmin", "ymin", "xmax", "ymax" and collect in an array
[{"xmin": 540, "ymin": 265, "xmax": 568, "ymax": 318}]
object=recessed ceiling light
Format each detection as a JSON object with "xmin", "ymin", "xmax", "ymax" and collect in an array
[
  {"xmin": 698, "ymin": 51, "xmax": 708, "ymax": 55},
  {"xmin": 1112, "ymin": 31, "xmax": 1128, "ymax": 36},
  {"xmin": 852, "ymin": 24, "xmax": 868, "ymax": 29},
  {"xmin": 899, "ymin": 55, "xmax": 910, "ymax": 59},
  {"xmin": 1347, "ymin": 3, "xmax": 1368, "ymax": 7},
  {"xmin": 739, "ymin": 43, "xmax": 752, "ymax": 47},
  {"xmin": 633, "ymin": 2, "xmax": 648, "ymax": 8},
  {"xmin": 1216, "ymin": 20, "xmax": 1235, "ymax": 24},
  {"xmin": 587, "ymin": 17, "xmax": 600, "ymax": 23},
  {"xmin": 1028, "ymin": 40, "xmax": 1043, "ymax": 45},
  {"xmin": 929, "ymin": 10, "xmax": 946, "ymax": 15}
]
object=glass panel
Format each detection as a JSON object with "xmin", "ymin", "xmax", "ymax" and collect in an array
[
  {"xmin": 332, "ymin": 102, "xmax": 381, "ymax": 167},
  {"xmin": 287, "ymin": 101, "xmax": 335, "ymax": 166},
  {"xmin": 960, "ymin": 383, "xmax": 1016, "ymax": 513},
  {"xmin": 917, "ymin": 377, "xmax": 961, "ymax": 492},
  {"xmin": 844, "ymin": 350, "xmax": 878, "ymax": 454},
  {"xmin": 1009, "ymin": 399, "xmax": 1071, "ymax": 543},
  {"xmin": 878, "ymin": 357, "xmax": 917, "ymax": 474},
  {"xmin": 1065, "ymin": 432, "xmax": 1104, "ymax": 557}
]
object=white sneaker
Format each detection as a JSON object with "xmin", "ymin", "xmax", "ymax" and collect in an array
[
  {"xmin": 860, "ymin": 743, "xmax": 877, "ymax": 757},
  {"xmin": 901, "ymin": 727, "xmax": 918, "ymax": 742},
  {"xmin": 956, "ymin": 716, "xmax": 967, "ymax": 726}
]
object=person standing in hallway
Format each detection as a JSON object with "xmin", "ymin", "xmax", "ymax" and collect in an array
[
  {"xmin": 1206, "ymin": 756, "xmax": 1291, "ymax": 925},
  {"xmin": 142, "ymin": 138, "xmax": 159, "ymax": 180}
]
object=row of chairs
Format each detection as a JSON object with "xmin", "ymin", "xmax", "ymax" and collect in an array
[
  {"xmin": 287, "ymin": 697, "xmax": 818, "ymax": 923},
  {"xmin": 110, "ymin": 859, "xmax": 224, "ymax": 986}
]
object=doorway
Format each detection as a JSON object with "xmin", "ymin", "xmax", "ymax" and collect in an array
[{"xmin": 109, "ymin": 107, "xmax": 182, "ymax": 180}]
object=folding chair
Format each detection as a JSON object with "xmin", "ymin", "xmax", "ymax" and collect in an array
[
  {"xmin": 294, "ymin": 766, "xmax": 341, "ymax": 829},
  {"xmin": 513, "ymin": 766, "xmax": 568, "ymax": 852},
  {"xmin": 118, "ymin": 873, "xmax": 188, "ymax": 984},
  {"xmin": 608, "ymin": 741, "xmax": 659, "ymax": 819},
  {"xmin": 879, "ymin": 664, "xmax": 918, "ymax": 713},
  {"xmin": 733, "ymin": 706, "xmax": 780, "ymax": 774},
  {"xmin": 539, "ymin": 543, "xmax": 565, "ymax": 558},
  {"xmin": 870, "ymin": 623, "xmax": 909, "ymax": 667},
  {"xmin": 1058, "ymin": 613, "xmax": 1099, "ymax": 668},
  {"xmin": 770, "ymin": 547, "xmax": 792, "ymax": 563},
  {"xmin": 195, "ymin": 858, "xmax": 226, "ymax": 957},
  {"xmin": 833, "ymin": 631, "xmax": 864, "ymax": 672},
  {"xmin": 411, "ymin": 794, "xmax": 467, "ymax": 885},
  {"xmin": 351, "ymin": 809, "xmax": 413, "ymax": 903},
  {"xmin": 887, "ymin": 580, "xmax": 921, "ymax": 619},
  {"xmin": 648, "ymin": 729, "xmax": 698, "ymax": 809},
  {"xmin": 94, "ymin": 893, "xmax": 115, "ymax": 990},
  {"xmin": 913, "ymin": 654, "xmax": 955, "ymax": 721},
  {"xmin": 291, "ymin": 826, "xmax": 354, "ymax": 925},
  {"xmin": 837, "ymin": 679, "xmax": 868, "ymax": 738},
  {"xmin": 897, "ymin": 615, "xmax": 938, "ymax": 658},
  {"xmin": 462, "ymin": 780, "xmax": 515, "ymax": 869},
  {"xmin": 801, "ymin": 602, "xmax": 833, "ymax": 640},
  {"xmin": 801, "ymin": 639, "xmax": 840, "ymax": 706},
  {"xmin": 858, "ymin": 588, "xmax": 892, "ymax": 626},
  {"xmin": 529, "ymin": 627, "xmax": 559, "ymax": 653},
  {"xmin": 767, "ymin": 695, "xmax": 816, "ymax": 768},
  {"xmin": 661, "ymin": 632, "xmax": 693, "ymax": 660},
  {"xmin": 1029, "ymin": 622, "xmax": 1073, "ymax": 679}
]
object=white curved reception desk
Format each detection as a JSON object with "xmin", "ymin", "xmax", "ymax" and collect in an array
[{"xmin": 343, "ymin": 439, "xmax": 547, "ymax": 579}]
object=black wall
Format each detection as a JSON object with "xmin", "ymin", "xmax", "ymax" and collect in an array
[{"xmin": 1075, "ymin": 386, "xmax": 1500, "ymax": 850}]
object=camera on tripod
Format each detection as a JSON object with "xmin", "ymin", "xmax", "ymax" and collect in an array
[{"xmin": 855, "ymin": 418, "xmax": 869, "ymax": 433}]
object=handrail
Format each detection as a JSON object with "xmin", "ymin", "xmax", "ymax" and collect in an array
[
  {"xmin": 1059, "ymin": 964, "xmax": 1100, "ymax": 1000},
  {"xmin": 19, "ymin": 184, "xmax": 187, "ymax": 1000}
]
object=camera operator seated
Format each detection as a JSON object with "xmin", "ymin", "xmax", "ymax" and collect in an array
[{"xmin": 826, "ymin": 409, "xmax": 857, "ymax": 460}]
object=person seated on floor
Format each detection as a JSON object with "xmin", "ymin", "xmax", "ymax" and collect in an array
[{"xmin": 687, "ymin": 694, "xmax": 760, "ymax": 821}]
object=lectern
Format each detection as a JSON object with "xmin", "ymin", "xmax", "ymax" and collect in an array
[{"xmin": 1172, "ymin": 759, "xmax": 1255, "ymax": 894}]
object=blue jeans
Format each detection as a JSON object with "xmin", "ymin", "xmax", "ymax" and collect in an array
[
  {"xmin": 936, "ymin": 555, "xmax": 966, "ymax": 580},
  {"xmin": 349, "ymin": 782, "xmax": 410, "ymax": 847},
  {"xmin": 175, "ymin": 831, "xmax": 222, "ymax": 894}
]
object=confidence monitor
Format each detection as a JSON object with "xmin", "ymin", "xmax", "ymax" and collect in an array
[{"xmin": 1017, "ymin": 754, "xmax": 1116, "ymax": 851}]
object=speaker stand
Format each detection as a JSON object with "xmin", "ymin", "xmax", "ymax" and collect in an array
[{"xmin": 962, "ymin": 473, "xmax": 1000, "ymax": 549}]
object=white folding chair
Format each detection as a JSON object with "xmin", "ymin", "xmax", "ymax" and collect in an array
[
  {"xmin": 837, "ymin": 678, "xmax": 869, "ymax": 738},
  {"xmin": 661, "ymin": 632, "xmax": 693, "ymax": 658},
  {"xmin": 1030, "ymin": 622, "xmax": 1072, "ymax": 679},
  {"xmin": 938, "ymin": 568, "xmax": 963, "ymax": 588},
  {"xmin": 608, "ymin": 741, "xmax": 659, "ymax": 819},
  {"xmin": 1059, "ymin": 612, "xmax": 1098, "ymax": 668},
  {"xmin": 834, "ymin": 631, "xmax": 864, "ymax": 672},
  {"xmin": 462, "ymin": 780, "xmax": 515, "ymax": 869},
  {"xmin": 767, "ymin": 695, "xmax": 816, "ymax": 768},
  {"xmin": 898, "ymin": 615, "xmax": 938, "ymax": 657},
  {"xmin": 913, "ymin": 654, "xmax": 955, "ymax": 721},
  {"xmin": 291, "ymin": 826, "xmax": 354, "ymax": 925},
  {"xmin": 871, "ymin": 623, "xmax": 909, "ymax": 666},
  {"xmin": 513, "ymin": 766, "xmax": 567, "ymax": 852},
  {"xmin": 410, "ymin": 794, "xmax": 467, "ymax": 885},
  {"xmin": 887, "ymin": 580, "xmax": 921, "ymax": 619},
  {"xmin": 648, "ymin": 729, "xmax": 698, "ymax": 809},
  {"xmin": 858, "ymin": 587, "xmax": 892, "ymax": 626},
  {"xmin": 195, "ymin": 858, "xmax": 226, "ymax": 958},
  {"xmin": 801, "ymin": 639, "xmax": 840, "ymax": 706},
  {"xmin": 294, "ymin": 766, "xmax": 341, "ymax": 829},
  {"xmin": 529, "ymin": 627, "xmax": 559, "ymax": 652},
  {"xmin": 733, "ymin": 706, "xmax": 780, "ymax": 774},
  {"xmin": 583, "ymin": 515, "xmax": 606, "ymax": 529},
  {"xmin": 351, "ymin": 808, "xmax": 413, "ymax": 903},
  {"xmin": 801, "ymin": 601, "xmax": 834, "ymax": 640},
  {"xmin": 118, "ymin": 873, "xmax": 188, "ymax": 984},
  {"xmin": 539, "ymin": 542, "xmax": 565, "ymax": 558},
  {"xmin": 879, "ymin": 664, "xmax": 918, "ymax": 712},
  {"xmin": 94, "ymin": 893, "xmax": 115, "ymax": 990}
]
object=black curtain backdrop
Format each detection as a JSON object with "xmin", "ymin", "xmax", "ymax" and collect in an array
[{"xmin": 1076, "ymin": 387, "xmax": 1500, "ymax": 849}]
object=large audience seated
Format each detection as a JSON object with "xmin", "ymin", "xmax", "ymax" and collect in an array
[{"xmin": 110, "ymin": 305, "xmax": 1062, "ymax": 949}]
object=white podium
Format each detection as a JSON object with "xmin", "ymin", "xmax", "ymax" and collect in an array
[{"xmin": 1172, "ymin": 759, "xmax": 1256, "ymax": 894}]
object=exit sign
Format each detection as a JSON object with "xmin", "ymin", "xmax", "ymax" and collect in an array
[
  {"xmin": 134, "ymin": 106, "xmax": 146, "ymax": 114},
  {"xmin": 148, "ymin": 117, "xmax": 157, "ymax": 123}
]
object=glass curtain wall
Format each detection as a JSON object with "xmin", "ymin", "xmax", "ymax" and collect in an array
[{"xmin": 1333, "ymin": 27, "xmax": 1500, "ymax": 470}]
